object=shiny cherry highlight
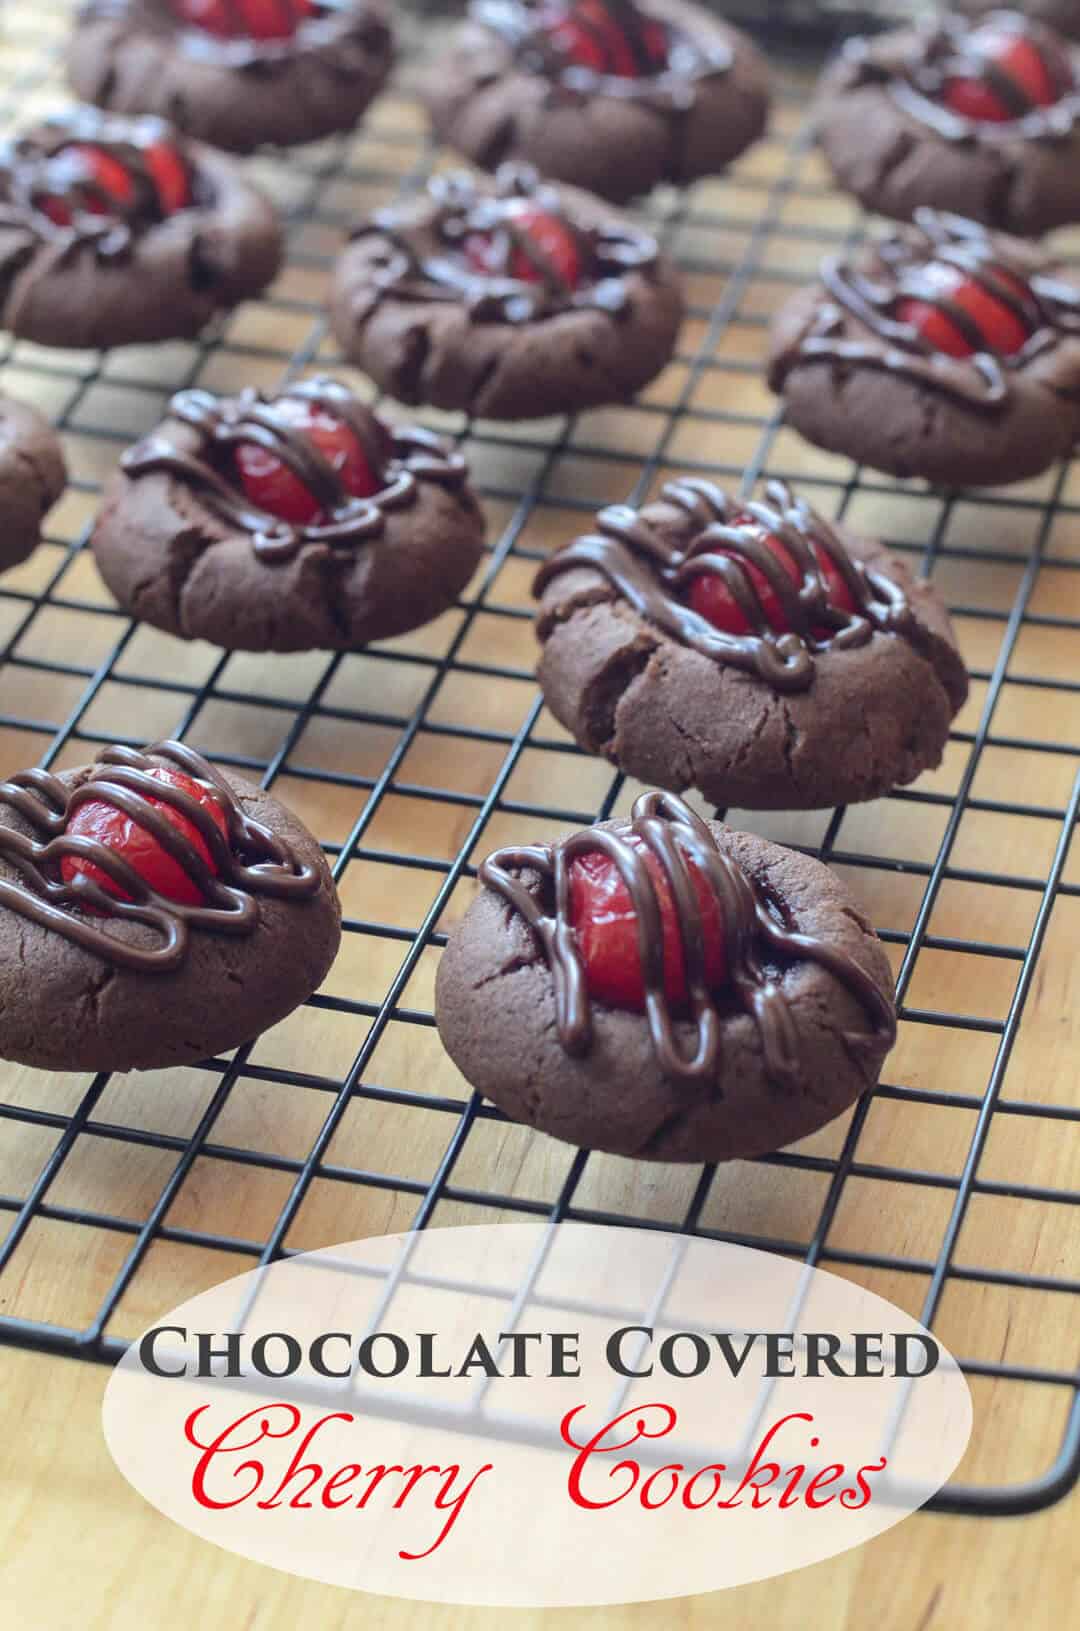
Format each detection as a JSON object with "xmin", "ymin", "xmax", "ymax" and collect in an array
[
  {"xmin": 688, "ymin": 518, "xmax": 856, "ymax": 637},
  {"xmin": 38, "ymin": 140, "xmax": 190, "ymax": 228},
  {"xmin": 464, "ymin": 200, "xmax": 583, "ymax": 290},
  {"xmin": 61, "ymin": 766, "xmax": 228, "ymax": 907},
  {"xmin": 568, "ymin": 838, "xmax": 728, "ymax": 1011},
  {"xmin": 943, "ymin": 23, "xmax": 1068, "ymax": 123},
  {"xmin": 895, "ymin": 260, "xmax": 1032, "ymax": 358},
  {"xmin": 233, "ymin": 396, "xmax": 380, "ymax": 526}
]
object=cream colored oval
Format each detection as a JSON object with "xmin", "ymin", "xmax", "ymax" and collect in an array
[{"xmin": 103, "ymin": 1223, "xmax": 971, "ymax": 1606}]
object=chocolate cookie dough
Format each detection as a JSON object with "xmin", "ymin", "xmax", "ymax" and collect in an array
[
  {"xmin": 435, "ymin": 791, "xmax": 896, "ymax": 1162},
  {"xmin": 67, "ymin": 0, "xmax": 394, "ymax": 154},
  {"xmin": 819, "ymin": 10, "xmax": 1080, "ymax": 235},
  {"xmin": 956, "ymin": 1, "xmax": 1080, "ymax": 44},
  {"xmin": 0, "ymin": 740, "xmax": 341, "ymax": 1072},
  {"xmin": 768, "ymin": 210, "xmax": 1080, "ymax": 489},
  {"xmin": 0, "ymin": 396, "xmax": 66, "ymax": 574},
  {"xmin": 91, "ymin": 376, "xmax": 486, "ymax": 651},
  {"xmin": 421, "ymin": 0, "xmax": 769, "ymax": 204},
  {"xmin": 0, "ymin": 107, "xmax": 282, "ymax": 350},
  {"xmin": 533, "ymin": 477, "xmax": 968, "ymax": 810},
  {"xmin": 330, "ymin": 163, "xmax": 684, "ymax": 421}
]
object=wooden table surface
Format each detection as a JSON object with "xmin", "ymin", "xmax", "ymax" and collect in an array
[{"xmin": 1, "ymin": 5, "xmax": 1078, "ymax": 1627}]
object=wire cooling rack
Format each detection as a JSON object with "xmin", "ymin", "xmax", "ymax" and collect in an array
[{"xmin": 1, "ymin": 1, "xmax": 1079, "ymax": 1521}]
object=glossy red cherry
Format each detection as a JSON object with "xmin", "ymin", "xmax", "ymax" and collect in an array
[
  {"xmin": 542, "ymin": 0, "xmax": 668, "ymax": 79},
  {"xmin": 895, "ymin": 260, "xmax": 1031, "ymax": 358},
  {"xmin": 233, "ymin": 395, "xmax": 380, "ymax": 526},
  {"xmin": 169, "ymin": 0, "xmax": 314, "ymax": 43},
  {"xmin": 688, "ymin": 519, "xmax": 856, "ymax": 638},
  {"xmin": 943, "ymin": 24, "xmax": 1068, "ymax": 122},
  {"xmin": 144, "ymin": 142, "xmax": 192, "ymax": 215},
  {"xmin": 38, "ymin": 145, "xmax": 132, "ymax": 228},
  {"xmin": 569, "ymin": 839, "xmax": 728, "ymax": 1012},
  {"xmin": 61, "ymin": 766, "xmax": 229, "ymax": 908},
  {"xmin": 464, "ymin": 200, "xmax": 583, "ymax": 291},
  {"xmin": 38, "ymin": 141, "xmax": 190, "ymax": 228}
]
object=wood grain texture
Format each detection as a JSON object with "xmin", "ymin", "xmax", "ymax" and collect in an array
[{"xmin": 1, "ymin": 5, "xmax": 1079, "ymax": 1625}]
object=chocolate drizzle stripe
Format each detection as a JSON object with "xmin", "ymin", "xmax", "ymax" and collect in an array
[
  {"xmin": 354, "ymin": 162, "xmax": 659, "ymax": 325},
  {"xmin": 536, "ymin": 477, "xmax": 910, "ymax": 692},
  {"xmin": 842, "ymin": 13, "xmax": 1080, "ymax": 145},
  {"xmin": 479, "ymin": 791, "xmax": 896, "ymax": 1087},
  {"xmin": 773, "ymin": 209, "xmax": 1080, "ymax": 412},
  {"xmin": 0, "ymin": 741, "xmax": 322, "ymax": 973},
  {"xmin": 0, "ymin": 109, "xmax": 194, "ymax": 267},
  {"xmin": 120, "ymin": 377, "xmax": 467, "ymax": 563},
  {"xmin": 473, "ymin": 0, "xmax": 732, "ymax": 112}
]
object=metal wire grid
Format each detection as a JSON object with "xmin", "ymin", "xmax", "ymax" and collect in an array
[{"xmin": 0, "ymin": 2, "xmax": 1078, "ymax": 1520}]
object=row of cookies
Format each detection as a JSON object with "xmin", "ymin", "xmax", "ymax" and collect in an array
[
  {"xmin": 0, "ymin": 376, "xmax": 954, "ymax": 1168},
  {"xmin": 0, "ymin": 6, "xmax": 1072, "ymax": 1172},
  {"xmin": 2, "ymin": 361, "xmax": 971, "ymax": 812}
]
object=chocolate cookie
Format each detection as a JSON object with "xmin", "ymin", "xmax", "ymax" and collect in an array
[
  {"xmin": 0, "ymin": 740, "xmax": 341, "ymax": 1072},
  {"xmin": 818, "ymin": 11, "xmax": 1080, "ymax": 235},
  {"xmin": 768, "ymin": 210, "xmax": 1080, "ymax": 489},
  {"xmin": 330, "ymin": 163, "xmax": 684, "ymax": 421},
  {"xmin": 67, "ymin": 0, "xmax": 395, "ymax": 154},
  {"xmin": 533, "ymin": 477, "xmax": 968, "ymax": 811},
  {"xmin": 956, "ymin": 1, "xmax": 1080, "ymax": 45},
  {"xmin": 435, "ymin": 791, "xmax": 896, "ymax": 1163},
  {"xmin": 0, "ymin": 108, "xmax": 282, "ymax": 350},
  {"xmin": 420, "ymin": 0, "xmax": 769, "ymax": 204},
  {"xmin": 91, "ymin": 377, "xmax": 486, "ymax": 651},
  {"xmin": 0, "ymin": 396, "xmax": 67, "ymax": 574}
]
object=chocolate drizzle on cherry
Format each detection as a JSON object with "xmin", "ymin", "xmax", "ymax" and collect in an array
[
  {"xmin": 472, "ymin": 0, "xmax": 731, "ymax": 110},
  {"xmin": 844, "ymin": 10, "xmax": 1080, "ymax": 144},
  {"xmin": 776, "ymin": 210, "xmax": 1080, "ymax": 411},
  {"xmin": 0, "ymin": 109, "xmax": 194, "ymax": 261},
  {"xmin": 120, "ymin": 377, "xmax": 469, "ymax": 564},
  {"xmin": 0, "ymin": 741, "xmax": 321, "ymax": 973},
  {"xmin": 535, "ymin": 477, "xmax": 910, "ymax": 692},
  {"xmin": 357, "ymin": 163, "xmax": 659, "ymax": 325},
  {"xmin": 479, "ymin": 791, "xmax": 896, "ymax": 1087}
]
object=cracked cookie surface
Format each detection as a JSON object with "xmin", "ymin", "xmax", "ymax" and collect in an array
[
  {"xmin": 818, "ymin": 15, "xmax": 1080, "ymax": 236},
  {"xmin": 0, "ymin": 749, "xmax": 341, "ymax": 1072},
  {"xmin": 420, "ymin": 0, "xmax": 769, "ymax": 204},
  {"xmin": 90, "ymin": 381, "xmax": 486, "ymax": 652},
  {"xmin": 0, "ymin": 108, "xmax": 282, "ymax": 349},
  {"xmin": 0, "ymin": 395, "xmax": 66, "ymax": 573},
  {"xmin": 435, "ymin": 805, "xmax": 896, "ymax": 1163},
  {"xmin": 329, "ymin": 165, "xmax": 683, "ymax": 421},
  {"xmin": 768, "ymin": 215, "xmax": 1080, "ymax": 489},
  {"xmin": 533, "ymin": 482, "xmax": 968, "ymax": 811}
]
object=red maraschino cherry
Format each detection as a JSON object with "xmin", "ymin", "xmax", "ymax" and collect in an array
[
  {"xmin": 569, "ymin": 838, "xmax": 728, "ymax": 1011},
  {"xmin": 688, "ymin": 517, "xmax": 856, "ymax": 638},
  {"xmin": 169, "ymin": 0, "xmax": 315, "ymax": 43},
  {"xmin": 61, "ymin": 766, "xmax": 229, "ymax": 907},
  {"xmin": 542, "ymin": 0, "xmax": 668, "ymax": 79},
  {"xmin": 895, "ymin": 259, "xmax": 1032, "ymax": 358},
  {"xmin": 464, "ymin": 199, "xmax": 583, "ymax": 290},
  {"xmin": 943, "ymin": 21, "xmax": 1068, "ymax": 123},
  {"xmin": 233, "ymin": 395, "xmax": 381, "ymax": 526},
  {"xmin": 38, "ymin": 140, "xmax": 191, "ymax": 228}
]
